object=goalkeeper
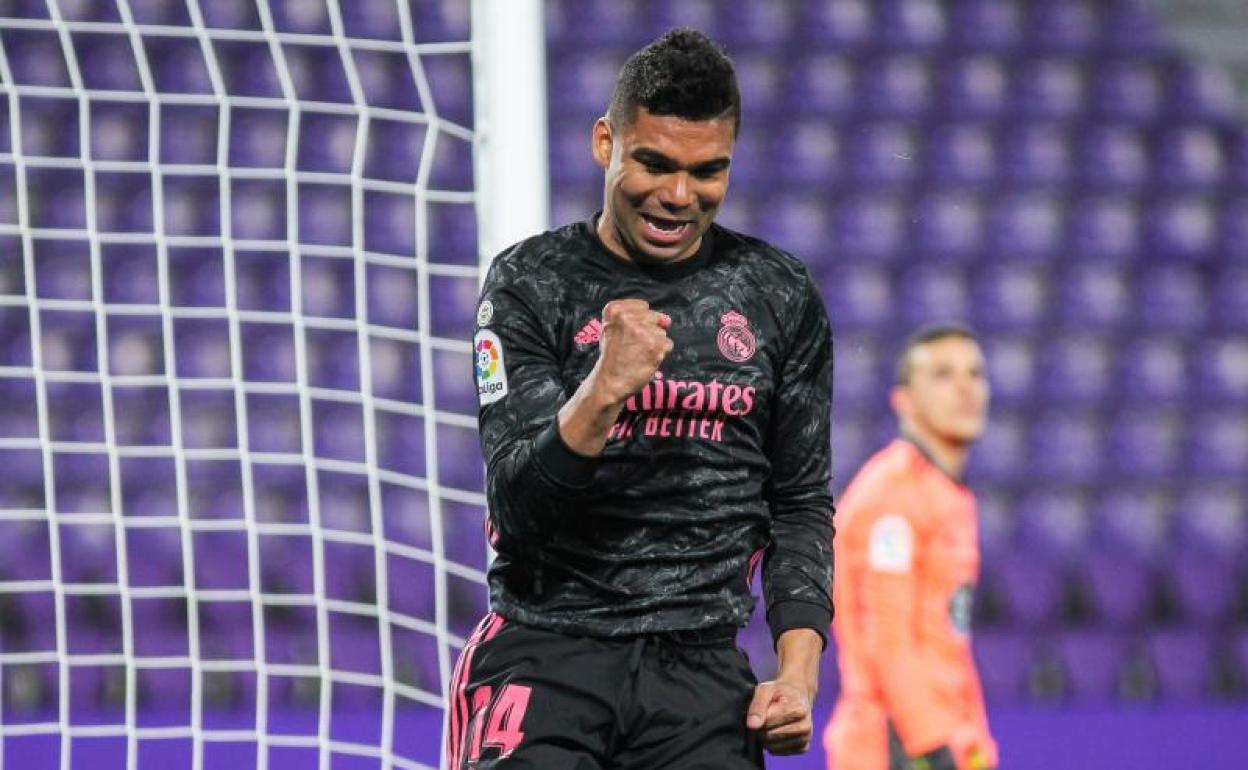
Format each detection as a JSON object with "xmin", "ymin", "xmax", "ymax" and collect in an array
[
  {"xmin": 449, "ymin": 29, "xmax": 834, "ymax": 769},
  {"xmin": 822, "ymin": 325, "xmax": 998, "ymax": 770}
]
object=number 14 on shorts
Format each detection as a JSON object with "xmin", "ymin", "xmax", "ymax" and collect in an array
[{"xmin": 465, "ymin": 683, "xmax": 533, "ymax": 762}]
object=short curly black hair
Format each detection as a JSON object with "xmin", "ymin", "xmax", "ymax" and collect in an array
[{"xmin": 607, "ymin": 29, "xmax": 740, "ymax": 134}]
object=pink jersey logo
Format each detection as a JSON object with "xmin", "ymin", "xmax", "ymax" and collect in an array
[
  {"xmin": 574, "ymin": 318, "xmax": 602, "ymax": 346},
  {"xmin": 717, "ymin": 311, "xmax": 756, "ymax": 363}
]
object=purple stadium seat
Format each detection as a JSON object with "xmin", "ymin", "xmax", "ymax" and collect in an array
[
  {"xmin": 1067, "ymin": 194, "xmax": 1140, "ymax": 261},
  {"xmin": 377, "ymin": 412, "xmax": 428, "ymax": 480},
  {"xmin": 947, "ymin": 0, "xmax": 1020, "ymax": 51},
  {"xmin": 339, "ymin": 0, "xmax": 401, "ymax": 41},
  {"xmin": 1055, "ymin": 263, "xmax": 1130, "ymax": 331},
  {"xmin": 1054, "ymin": 630, "xmax": 1127, "ymax": 703},
  {"xmin": 1026, "ymin": 0, "xmax": 1100, "ymax": 52},
  {"xmin": 925, "ymin": 124, "xmax": 996, "ymax": 186},
  {"xmin": 226, "ymin": 108, "xmax": 286, "ymax": 168},
  {"xmin": 1194, "ymin": 337, "xmax": 1248, "ymax": 405},
  {"xmin": 1184, "ymin": 411, "xmax": 1248, "ymax": 480},
  {"xmin": 1028, "ymin": 411, "xmax": 1103, "ymax": 483},
  {"xmin": 861, "ymin": 55, "xmax": 933, "ymax": 118},
  {"xmin": 408, "ymin": 0, "xmax": 470, "ymax": 42},
  {"xmin": 1001, "ymin": 123, "xmax": 1071, "ymax": 187},
  {"xmin": 1102, "ymin": 0, "xmax": 1163, "ymax": 52},
  {"xmin": 832, "ymin": 194, "xmax": 906, "ymax": 262},
  {"xmin": 847, "ymin": 122, "xmax": 919, "ymax": 186},
  {"xmin": 941, "ymin": 55, "xmax": 1009, "ymax": 118},
  {"xmin": 1082, "ymin": 549, "xmax": 1157, "ymax": 628},
  {"xmin": 975, "ymin": 489, "xmax": 1013, "ymax": 564},
  {"xmin": 786, "ymin": 54, "xmax": 857, "ymax": 118},
  {"xmin": 1012, "ymin": 57, "xmax": 1086, "ymax": 120},
  {"xmin": 1133, "ymin": 266, "xmax": 1207, "ymax": 333},
  {"xmin": 1015, "ymin": 488, "xmax": 1090, "ymax": 559},
  {"xmin": 436, "ymin": 423, "xmax": 484, "ymax": 492},
  {"xmin": 987, "ymin": 193, "xmax": 1063, "ymax": 259},
  {"xmin": 1167, "ymin": 546, "xmax": 1238, "ymax": 627},
  {"xmin": 830, "ymin": 334, "xmax": 886, "ymax": 413},
  {"xmin": 1171, "ymin": 485, "xmax": 1245, "ymax": 557},
  {"xmin": 1145, "ymin": 630, "xmax": 1213, "ymax": 702},
  {"xmin": 1091, "ymin": 58, "xmax": 1163, "ymax": 122},
  {"xmin": 798, "ymin": 0, "xmax": 874, "ymax": 49},
  {"xmin": 1038, "ymin": 334, "xmax": 1113, "ymax": 406},
  {"xmin": 965, "ymin": 410, "xmax": 1027, "ymax": 483},
  {"xmin": 58, "ymin": 523, "xmax": 118, "ymax": 584},
  {"xmin": 972, "ymin": 630, "xmax": 1032, "ymax": 702},
  {"xmin": 1091, "ymin": 486, "xmax": 1170, "ymax": 559},
  {"xmin": 818, "ymin": 265, "xmax": 892, "ymax": 330},
  {"xmin": 1117, "ymin": 336, "xmax": 1187, "ymax": 406},
  {"xmin": 1146, "ymin": 196, "xmax": 1218, "ymax": 262},
  {"xmin": 1078, "ymin": 125, "xmax": 1148, "ymax": 188},
  {"xmin": 296, "ymin": 113, "xmax": 356, "ymax": 174},
  {"xmin": 875, "ymin": 0, "xmax": 946, "ymax": 50},
  {"xmin": 1168, "ymin": 61, "xmax": 1239, "ymax": 124},
  {"xmin": 75, "ymin": 33, "xmax": 141, "ymax": 91},
  {"xmin": 1105, "ymin": 409, "xmax": 1181, "ymax": 480},
  {"xmin": 364, "ymin": 190, "xmax": 418, "ymax": 256},
  {"xmin": 970, "ymin": 263, "xmax": 1048, "ymax": 330},
  {"xmin": 2, "ymin": 29, "xmax": 70, "ymax": 87},
  {"xmin": 124, "ymin": 528, "xmax": 183, "ymax": 589},
  {"xmin": 992, "ymin": 556, "xmax": 1066, "ymax": 629},
  {"xmin": 911, "ymin": 191, "xmax": 985, "ymax": 261},
  {"xmin": 979, "ymin": 336, "xmax": 1037, "ymax": 407},
  {"xmin": 386, "ymin": 555, "xmax": 437, "ymax": 624},
  {"xmin": 735, "ymin": 1, "xmax": 804, "ymax": 47},
  {"xmin": 769, "ymin": 120, "xmax": 844, "ymax": 187},
  {"xmin": 1156, "ymin": 126, "xmax": 1225, "ymax": 188},
  {"xmin": 896, "ymin": 265, "xmax": 969, "ymax": 327}
]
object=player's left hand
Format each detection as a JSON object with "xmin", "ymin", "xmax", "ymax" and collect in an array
[{"xmin": 746, "ymin": 679, "xmax": 813, "ymax": 755}]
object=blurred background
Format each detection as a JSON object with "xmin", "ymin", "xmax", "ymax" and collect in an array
[{"xmin": 0, "ymin": 0, "xmax": 1246, "ymax": 768}]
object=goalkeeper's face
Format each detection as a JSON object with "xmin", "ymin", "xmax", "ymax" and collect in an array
[
  {"xmin": 895, "ymin": 337, "xmax": 990, "ymax": 445},
  {"xmin": 593, "ymin": 107, "xmax": 734, "ymax": 265}
]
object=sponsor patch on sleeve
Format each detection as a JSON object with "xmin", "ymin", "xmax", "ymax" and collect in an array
[
  {"xmin": 867, "ymin": 513, "xmax": 914, "ymax": 574},
  {"xmin": 474, "ymin": 329, "xmax": 508, "ymax": 405}
]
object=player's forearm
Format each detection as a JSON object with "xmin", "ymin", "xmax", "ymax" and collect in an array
[
  {"xmin": 775, "ymin": 628, "xmax": 822, "ymax": 702},
  {"xmin": 556, "ymin": 370, "xmax": 626, "ymax": 456}
]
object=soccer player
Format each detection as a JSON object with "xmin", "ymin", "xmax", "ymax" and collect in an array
[
  {"xmin": 449, "ymin": 29, "xmax": 834, "ymax": 769},
  {"xmin": 822, "ymin": 324, "xmax": 998, "ymax": 770}
]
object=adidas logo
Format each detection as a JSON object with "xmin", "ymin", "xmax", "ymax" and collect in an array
[{"xmin": 574, "ymin": 318, "xmax": 603, "ymax": 346}]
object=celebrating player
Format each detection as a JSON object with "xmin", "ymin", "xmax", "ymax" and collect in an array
[
  {"xmin": 450, "ymin": 29, "xmax": 835, "ymax": 769},
  {"xmin": 822, "ymin": 324, "xmax": 998, "ymax": 770}
]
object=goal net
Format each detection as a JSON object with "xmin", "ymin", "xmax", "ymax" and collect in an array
[{"xmin": 0, "ymin": 1, "xmax": 523, "ymax": 768}]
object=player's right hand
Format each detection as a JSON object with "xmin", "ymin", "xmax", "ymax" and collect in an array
[{"xmin": 593, "ymin": 299, "xmax": 673, "ymax": 405}]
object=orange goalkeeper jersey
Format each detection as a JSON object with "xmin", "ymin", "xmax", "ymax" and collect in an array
[{"xmin": 823, "ymin": 439, "xmax": 997, "ymax": 770}]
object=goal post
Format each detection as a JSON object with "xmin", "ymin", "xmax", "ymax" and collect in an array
[{"xmin": 470, "ymin": 0, "xmax": 550, "ymax": 267}]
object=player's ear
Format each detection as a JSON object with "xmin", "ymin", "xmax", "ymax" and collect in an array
[
  {"xmin": 592, "ymin": 116, "xmax": 614, "ymax": 170},
  {"xmin": 889, "ymin": 385, "xmax": 911, "ymax": 419}
]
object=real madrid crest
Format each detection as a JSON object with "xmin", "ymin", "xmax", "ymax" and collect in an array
[{"xmin": 717, "ymin": 310, "xmax": 756, "ymax": 363}]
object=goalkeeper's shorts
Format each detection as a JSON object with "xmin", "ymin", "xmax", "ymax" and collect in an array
[{"xmin": 445, "ymin": 612, "xmax": 764, "ymax": 769}]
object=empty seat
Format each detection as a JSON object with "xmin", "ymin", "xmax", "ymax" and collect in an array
[{"xmin": 1054, "ymin": 630, "xmax": 1128, "ymax": 703}]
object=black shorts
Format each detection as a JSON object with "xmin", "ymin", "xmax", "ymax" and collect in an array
[{"xmin": 446, "ymin": 612, "xmax": 765, "ymax": 769}]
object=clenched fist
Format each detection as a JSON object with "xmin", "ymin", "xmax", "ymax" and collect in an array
[{"xmin": 593, "ymin": 299, "xmax": 674, "ymax": 405}]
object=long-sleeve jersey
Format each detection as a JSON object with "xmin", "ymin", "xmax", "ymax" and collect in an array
[
  {"xmin": 823, "ymin": 439, "xmax": 997, "ymax": 770},
  {"xmin": 472, "ymin": 218, "xmax": 834, "ymax": 643}
]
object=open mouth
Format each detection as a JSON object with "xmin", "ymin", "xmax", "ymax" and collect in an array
[{"xmin": 639, "ymin": 213, "xmax": 691, "ymax": 244}]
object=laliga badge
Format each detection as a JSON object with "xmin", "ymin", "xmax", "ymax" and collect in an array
[{"xmin": 474, "ymin": 329, "xmax": 508, "ymax": 405}]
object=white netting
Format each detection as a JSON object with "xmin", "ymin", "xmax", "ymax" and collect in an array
[{"xmin": 0, "ymin": 2, "xmax": 489, "ymax": 768}]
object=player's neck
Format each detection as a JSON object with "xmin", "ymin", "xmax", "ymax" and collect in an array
[{"xmin": 900, "ymin": 427, "xmax": 969, "ymax": 483}]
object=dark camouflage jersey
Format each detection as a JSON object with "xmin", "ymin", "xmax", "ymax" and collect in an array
[{"xmin": 472, "ymin": 218, "xmax": 834, "ymax": 644}]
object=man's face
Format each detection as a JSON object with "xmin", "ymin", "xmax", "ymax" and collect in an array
[
  {"xmin": 593, "ymin": 107, "xmax": 734, "ymax": 264},
  {"xmin": 895, "ymin": 336, "xmax": 990, "ymax": 445}
]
